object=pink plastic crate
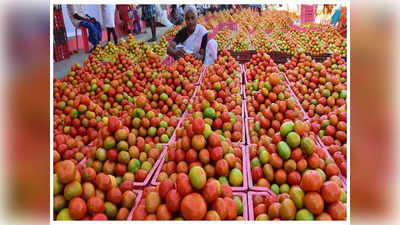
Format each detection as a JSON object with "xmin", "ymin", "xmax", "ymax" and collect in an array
[
  {"xmin": 240, "ymin": 84, "xmax": 245, "ymax": 99},
  {"xmin": 245, "ymin": 117, "xmax": 251, "ymax": 146},
  {"xmin": 282, "ymin": 73, "xmax": 310, "ymax": 120},
  {"xmin": 233, "ymin": 191, "xmax": 249, "ymax": 220},
  {"xmin": 207, "ymin": 31, "xmax": 217, "ymax": 40},
  {"xmin": 243, "ymin": 66, "xmax": 249, "ymax": 84},
  {"xmin": 133, "ymin": 145, "xmax": 167, "ymax": 188},
  {"xmin": 239, "ymin": 64, "xmax": 243, "ymax": 84},
  {"xmin": 151, "ymin": 145, "xmax": 248, "ymax": 191},
  {"xmin": 247, "ymin": 191, "xmax": 276, "ymax": 220},
  {"xmin": 315, "ymin": 136, "xmax": 348, "ymax": 183},
  {"xmin": 239, "ymin": 99, "xmax": 247, "ymax": 145},
  {"xmin": 246, "ymin": 120, "xmax": 347, "ymax": 192},
  {"xmin": 214, "ymin": 23, "xmax": 225, "ymax": 33},
  {"xmin": 76, "ymin": 157, "xmax": 87, "ymax": 172},
  {"xmin": 246, "ymin": 145, "xmax": 277, "ymax": 193},
  {"xmin": 227, "ymin": 22, "xmax": 238, "ymax": 31},
  {"xmin": 301, "ymin": 5, "xmax": 316, "ymax": 24},
  {"xmin": 194, "ymin": 66, "xmax": 208, "ymax": 86},
  {"xmin": 126, "ymin": 189, "xmax": 143, "ymax": 220}
]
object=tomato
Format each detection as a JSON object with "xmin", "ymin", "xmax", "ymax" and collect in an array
[
  {"xmin": 202, "ymin": 182, "xmax": 218, "ymax": 203},
  {"xmin": 254, "ymin": 203, "xmax": 267, "ymax": 217},
  {"xmin": 300, "ymin": 170, "xmax": 323, "ymax": 192},
  {"xmin": 87, "ymin": 196, "xmax": 105, "ymax": 214},
  {"xmin": 224, "ymin": 197, "xmax": 237, "ymax": 220},
  {"xmin": 158, "ymin": 179, "xmax": 174, "ymax": 200},
  {"xmin": 156, "ymin": 204, "xmax": 172, "ymax": 220},
  {"xmin": 95, "ymin": 173, "xmax": 112, "ymax": 192},
  {"xmin": 133, "ymin": 203, "xmax": 147, "ymax": 220},
  {"xmin": 68, "ymin": 197, "xmax": 87, "ymax": 219},
  {"xmin": 304, "ymin": 192, "xmax": 324, "ymax": 215},
  {"xmin": 92, "ymin": 213, "xmax": 108, "ymax": 220},
  {"xmin": 328, "ymin": 201, "xmax": 346, "ymax": 220},
  {"xmin": 176, "ymin": 173, "xmax": 193, "ymax": 196},
  {"xmin": 316, "ymin": 212, "xmax": 332, "ymax": 220},
  {"xmin": 181, "ymin": 193, "xmax": 207, "ymax": 220},
  {"xmin": 106, "ymin": 187, "xmax": 122, "ymax": 205},
  {"xmin": 268, "ymin": 202, "xmax": 281, "ymax": 219},
  {"xmin": 192, "ymin": 118, "xmax": 205, "ymax": 134},
  {"xmin": 321, "ymin": 181, "xmax": 341, "ymax": 203},
  {"xmin": 212, "ymin": 197, "xmax": 228, "ymax": 220},
  {"xmin": 116, "ymin": 207, "xmax": 130, "ymax": 220}
]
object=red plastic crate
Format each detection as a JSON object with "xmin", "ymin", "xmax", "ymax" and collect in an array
[
  {"xmin": 53, "ymin": 9, "xmax": 65, "ymax": 30},
  {"xmin": 54, "ymin": 26, "xmax": 68, "ymax": 45},
  {"xmin": 53, "ymin": 43, "xmax": 70, "ymax": 62}
]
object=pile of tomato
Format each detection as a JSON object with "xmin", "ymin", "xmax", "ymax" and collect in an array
[{"xmin": 53, "ymin": 8, "xmax": 347, "ymax": 221}]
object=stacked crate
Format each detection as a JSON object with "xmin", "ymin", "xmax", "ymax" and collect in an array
[
  {"xmin": 53, "ymin": 5, "xmax": 70, "ymax": 62},
  {"xmin": 300, "ymin": 4, "xmax": 316, "ymax": 24}
]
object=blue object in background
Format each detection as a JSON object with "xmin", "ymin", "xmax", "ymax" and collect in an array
[
  {"xmin": 331, "ymin": 6, "xmax": 342, "ymax": 26},
  {"xmin": 79, "ymin": 20, "xmax": 102, "ymax": 47}
]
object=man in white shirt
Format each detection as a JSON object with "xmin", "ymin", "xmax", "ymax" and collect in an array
[
  {"xmin": 101, "ymin": 4, "xmax": 118, "ymax": 44},
  {"xmin": 67, "ymin": 4, "xmax": 86, "ymax": 28},
  {"xmin": 67, "ymin": 5, "xmax": 102, "ymax": 53}
]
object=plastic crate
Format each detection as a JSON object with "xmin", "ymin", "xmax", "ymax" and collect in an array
[
  {"xmin": 53, "ymin": 8, "xmax": 65, "ymax": 30},
  {"xmin": 268, "ymin": 51, "xmax": 291, "ymax": 65},
  {"xmin": 227, "ymin": 50, "xmax": 257, "ymax": 64},
  {"xmin": 227, "ymin": 22, "xmax": 238, "ymax": 31},
  {"xmin": 207, "ymin": 31, "xmax": 217, "ymax": 40},
  {"xmin": 133, "ymin": 145, "xmax": 168, "ymax": 188},
  {"xmin": 126, "ymin": 189, "xmax": 143, "ymax": 220},
  {"xmin": 54, "ymin": 26, "xmax": 68, "ymax": 45},
  {"xmin": 301, "ymin": 5, "xmax": 316, "ymax": 24},
  {"xmin": 53, "ymin": 43, "xmax": 70, "ymax": 62},
  {"xmin": 128, "ymin": 190, "xmax": 247, "ymax": 220},
  {"xmin": 151, "ymin": 144, "xmax": 248, "ymax": 191},
  {"xmin": 247, "ymin": 191, "xmax": 276, "ymax": 220},
  {"xmin": 305, "ymin": 52, "xmax": 332, "ymax": 62},
  {"xmin": 233, "ymin": 192, "xmax": 249, "ymax": 220}
]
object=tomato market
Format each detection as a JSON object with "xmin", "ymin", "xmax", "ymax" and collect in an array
[{"xmin": 53, "ymin": 4, "xmax": 348, "ymax": 221}]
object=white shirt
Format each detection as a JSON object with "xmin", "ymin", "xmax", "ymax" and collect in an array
[
  {"xmin": 102, "ymin": 5, "xmax": 116, "ymax": 28},
  {"xmin": 67, "ymin": 4, "xmax": 86, "ymax": 28}
]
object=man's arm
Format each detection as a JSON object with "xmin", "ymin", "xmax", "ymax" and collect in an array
[{"xmin": 73, "ymin": 13, "xmax": 90, "ymax": 22}]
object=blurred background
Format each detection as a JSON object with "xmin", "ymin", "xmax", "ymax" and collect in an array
[{"xmin": 0, "ymin": 0, "xmax": 399, "ymax": 224}]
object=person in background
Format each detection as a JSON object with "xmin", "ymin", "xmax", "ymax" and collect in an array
[
  {"xmin": 210, "ymin": 5, "xmax": 218, "ymax": 13},
  {"xmin": 257, "ymin": 4, "xmax": 262, "ymax": 15},
  {"xmin": 67, "ymin": 5, "xmax": 102, "ymax": 53},
  {"xmin": 170, "ymin": 5, "xmax": 184, "ymax": 25},
  {"xmin": 202, "ymin": 5, "xmax": 210, "ymax": 15},
  {"xmin": 196, "ymin": 5, "xmax": 204, "ymax": 15},
  {"xmin": 141, "ymin": 5, "xmax": 157, "ymax": 42},
  {"xmin": 132, "ymin": 5, "xmax": 142, "ymax": 34},
  {"xmin": 331, "ymin": 4, "xmax": 342, "ymax": 26},
  {"xmin": 116, "ymin": 4, "xmax": 132, "ymax": 34},
  {"xmin": 167, "ymin": 5, "xmax": 218, "ymax": 65},
  {"xmin": 102, "ymin": 4, "xmax": 118, "ymax": 44}
]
